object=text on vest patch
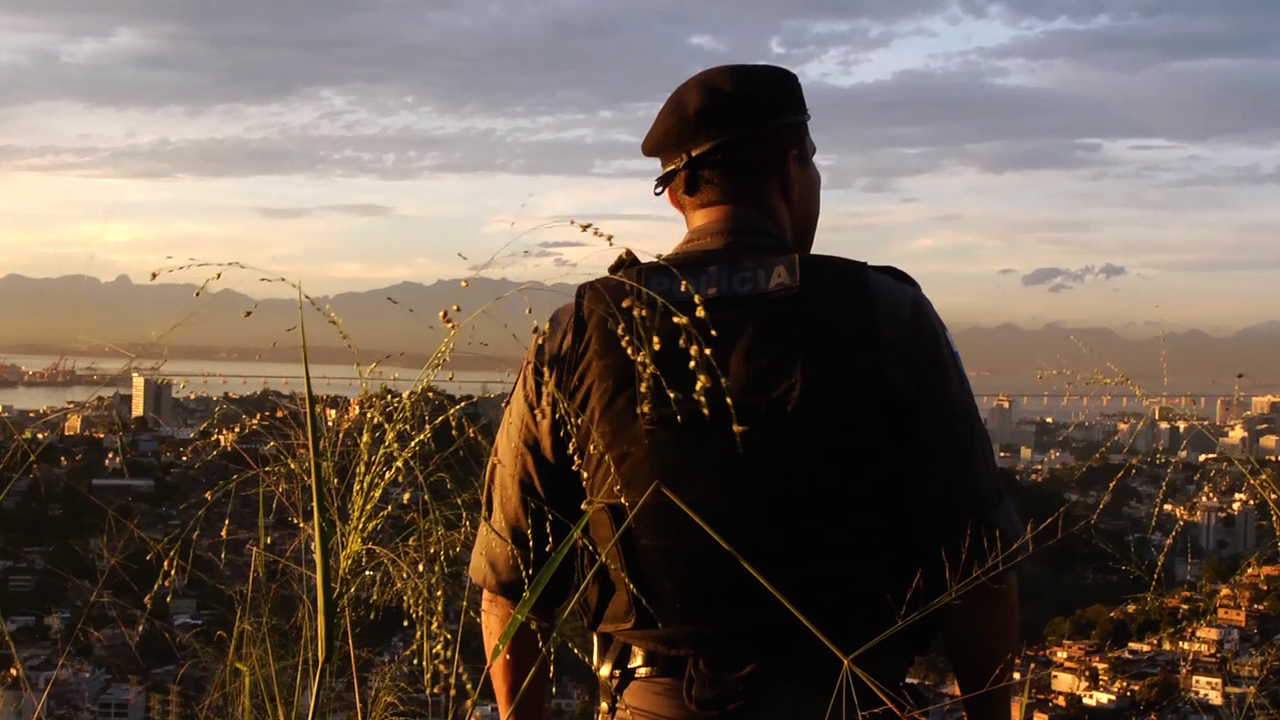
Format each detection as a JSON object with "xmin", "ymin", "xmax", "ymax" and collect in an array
[{"xmin": 633, "ymin": 255, "xmax": 801, "ymax": 302}]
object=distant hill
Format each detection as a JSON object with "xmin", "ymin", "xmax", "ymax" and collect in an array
[
  {"xmin": 948, "ymin": 322, "xmax": 1279, "ymax": 394},
  {"xmin": 0, "ymin": 274, "xmax": 1275, "ymax": 391},
  {"xmin": 1235, "ymin": 320, "xmax": 1280, "ymax": 339},
  {"xmin": 0, "ymin": 273, "xmax": 577, "ymax": 369}
]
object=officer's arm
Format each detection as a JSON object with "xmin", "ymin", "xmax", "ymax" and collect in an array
[
  {"xmin": 468, "ymin": 306, "xmax": 581, "ymax": 720},
  {"xmin": 943, "ymin": 573, "xmax": 1020, "ymax": 720},
  {"xmin": 482, "ymin": 591, "xmax": 551, "ymax": 720},
  {"xmin": 899, "ymin": 288, "xmax": 1022, "ymax": 720}
]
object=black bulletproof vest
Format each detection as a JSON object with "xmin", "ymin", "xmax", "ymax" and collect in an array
[{"xmin": 557, "ymin": 247, "xmax": 936, "ymax": 676}]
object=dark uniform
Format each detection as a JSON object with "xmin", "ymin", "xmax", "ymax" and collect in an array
[{"xmin": 469, "ymin": 65, "xmax": 1024, "ymax": 719}]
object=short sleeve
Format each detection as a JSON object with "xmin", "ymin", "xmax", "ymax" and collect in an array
[{"xmin": 467, "ymin": 304, "xmax": 584, "ymax": 613}]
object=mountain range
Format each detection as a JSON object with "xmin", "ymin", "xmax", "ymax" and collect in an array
[{"xmin": 1, "ymin": 273, "xmax": 1276, "ymax": 393}]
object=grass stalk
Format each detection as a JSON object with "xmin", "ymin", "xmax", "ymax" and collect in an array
[{"xmin": 300, "ymin": 287, "xmax": 337, "ymax": 720}]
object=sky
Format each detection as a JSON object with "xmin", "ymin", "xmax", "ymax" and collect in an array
[{"xmin": 1, "ymin": 0, "xmax": 1278, "ymax": 335}]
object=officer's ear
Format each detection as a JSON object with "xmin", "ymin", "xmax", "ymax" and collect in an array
[
  {"xmin": 778, "ymin": 149, "xmax": 802, "ymax": 205},
  {"xmin": 665, "ymin": 185, "xmax": 684, "ymax": 215},
  {"xmin": 779, "ymin": 136, "xmax": 815, "ymax": 205}
]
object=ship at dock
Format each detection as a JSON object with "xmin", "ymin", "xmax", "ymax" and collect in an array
[
  {"xmin": 7, "ymin": 356, "xmax": 164, "ymax": 388},
  {"xmin": 0, "ymin": 361, "xmax": 20, "ymax": 388}
]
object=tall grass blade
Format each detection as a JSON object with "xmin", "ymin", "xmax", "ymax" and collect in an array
[{"xmin": 300, "ymin": 287, "xmax": 336, "ymax": 720}]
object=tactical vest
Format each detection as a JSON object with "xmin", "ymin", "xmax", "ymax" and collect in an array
[{"xmin": 556, "ymin": 246, "xmax": 937, "ymax": 678}]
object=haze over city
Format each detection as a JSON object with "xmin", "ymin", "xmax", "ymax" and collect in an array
[{"xmin": 2, "ymin": 1, "xmax": 1277, "ymax": 336}]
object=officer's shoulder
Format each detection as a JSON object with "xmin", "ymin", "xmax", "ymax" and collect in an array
[
  {"xmin": 540, "ymin": 301, "xmax": 578, "ymax": 357},
  {"xmin": 808, "ymin": 255, "xmax": 925, "ymax": 304},
  {"xmin": 548, "ymin": 300, "xmax": 576, "ymax": 326},
  {"xmin": 805, "ymin": 255, "xmax": 918, "ymax": 286},
  {"xmin": 866, "ymin": 264, "xmax": 921, "ymax": 291},
  {"xmin": 809, "ymin": 257, "xmax": 939, "ymax": 345},
  {"xmin": 865, "ymin": 264, "xmax": 932, "ymax": 314}
]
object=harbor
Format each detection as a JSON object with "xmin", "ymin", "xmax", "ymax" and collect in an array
[
  {"xmin": 0, "ymin": 356, "xmax": 163, "ymax": 389},
  {"xmin": 0, "ymin": 354, "xmax": 518, "ymax": 410}
]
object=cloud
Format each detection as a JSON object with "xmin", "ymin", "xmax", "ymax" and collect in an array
[
  {"xmin": 255, "ymin": 207, "xmax": 313, "ymax": 220},
  {"xmin": 1022, "ymin": 267, "xmax": 1072, "ymax": 286},
  {"xmin": 963, "ymin": 5, "xmax": 1280, "ymax": 146},
  {"xmin": 997, "ymin": 268, "xmax": 1017, "ymax": 275},
  {"xmin": 0, "ymin": 2, "xmax": 952, "ymax": 115},
  {"xmin": 0, "ymin": 131, "xmax": 643, "ymax": 180},
  {"xmin": 1165, "ymin": 163, "xmax": 1280, "ymax": 188},
  {"xmin": 1001, "ymin": 218, "xmax": 1101, "ymax": 235},
  {"xmin": 0, "ymin": 103, "xmax": 1126, "ymax": 184},
  {"xmin": 1095, "ymin": 262, "xmax": 1127, "ymax": 280},
  {"xmin": 1021, "ymin": 263, "xmax": 1128, "ymax": 290},
  {"xmin": 3, "ymin": 1, "xmax": 1276, "ymax": 185},
  {"xmin": 468, "ymin": 246, "xmax": 566, "ymax": 272},
  {"xmin": 536, "ymin": 240, "xmax": 592, "ymax": 249},
  {"xmin": 973, "ymin": 3, "xmax": 1280, "ymax": 72},
  {"xmin": 254, "ymin": 204, "xmax": 395, "ymax": 219},
  {"xmin": 1047, "ymin": 283, "xmax": 1073, "ymax": 294}
]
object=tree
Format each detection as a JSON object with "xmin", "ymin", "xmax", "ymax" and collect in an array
[
  {"xmin": 1110, "ymin": 618, "xmax": 1132, "ymax": 648},
  {"xmin": 1201, "ymin": 555, "xmax": 1236, "ymax": 585},
  {"xmin": 1131, "ymin": 607, "xmax": 1161, "ymax": 640},
  {"xmin": 1136, "ymin": 671, "xmax": 1179, "ymax": 709},
  {"xmin": 1264, "ymin": 589, "xmax": 1280, "ymax": 616},
  {"xmin": 1092, "ymin": 616, "xmax": 1115, "ymax": 648},
  {"xmin": 1070, "ymin": 603, "xmax": 1112, "ymax": 641},
  {"xmin": 1044, "ymin": 616, "xmax": 1070, "ymax": 644}
]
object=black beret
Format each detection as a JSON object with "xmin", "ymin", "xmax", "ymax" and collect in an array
[{"xmin": 642, "ymin": 64, "xmax": 810, "ymax": 196}]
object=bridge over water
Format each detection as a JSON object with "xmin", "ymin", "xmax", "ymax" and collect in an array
[
  {"xmin": 156, "ymin": 372, "xmax": 1245, "ymax": 407},
  {"xmin": 156, "ymin": 372, "xmax": 509, "ymax": 390}
]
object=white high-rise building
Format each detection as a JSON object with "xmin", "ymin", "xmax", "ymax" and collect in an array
[
  {"xmin": 1199, "ymin": 505, "xmax": 1221, "ymax": 553},
  {"xmin": 1233, "ymin": 503, "xmax": 1259, "ymax": 556},
  {"xmin": 1252, "ymin": 395, "xmax": 1280, "ymax": 418},
  {"xmin": 131, "ymin": 374, "xmax": 174, "ymax": 429},
  {"xmin": 1118, "ymin": 416, "xmax": 1159, "ymax": 453},
  {"xmin": 987, "ymin": 394, "xmax": 1016, "ymax": 446},
  {"xmin": 1216, "ymin": 397, "xmax": 1233, "ymax": 425}
]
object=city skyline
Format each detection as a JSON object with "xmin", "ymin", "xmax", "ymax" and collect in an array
[{"xmin": 2, "ymin": 2, "xmax": 1278, "ymax": 332}]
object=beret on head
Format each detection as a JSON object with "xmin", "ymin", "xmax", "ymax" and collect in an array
[{"xmin": 642, "ymin": 64, "xmax": 810, "ymax": 196}]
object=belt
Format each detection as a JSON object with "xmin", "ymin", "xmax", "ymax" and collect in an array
[
  {"xmin": 596, "ymin": 637, "xmax": 689, "ymax": 719},
  {"xmin": 610, "ymin": 645, "xmax": 688, "ymax": 679}
]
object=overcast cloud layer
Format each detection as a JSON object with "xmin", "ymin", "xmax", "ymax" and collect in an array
[{"xmin": 1, "ymin": 0, "xmax": 1277, "ymax": 332}]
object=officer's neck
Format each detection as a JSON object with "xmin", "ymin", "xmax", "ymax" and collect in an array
[{"xmin": 683, "ymin": 204, "xmax": 791, "ymax": 244}]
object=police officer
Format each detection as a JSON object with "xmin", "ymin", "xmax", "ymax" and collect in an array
[{"xmin": 470, "ymin": 64, "xmax": 1024, "ymax": 720}]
